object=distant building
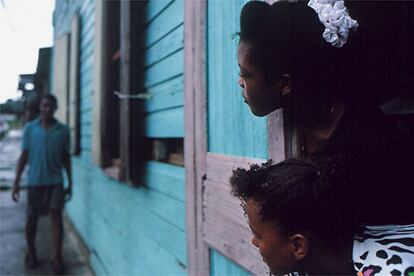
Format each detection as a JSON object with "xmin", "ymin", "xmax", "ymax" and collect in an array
[{"xmin": 17, "ymin": 47, "xmax": 52, "ymax": 121}]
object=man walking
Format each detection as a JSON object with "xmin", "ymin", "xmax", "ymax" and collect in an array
[{"xmin": 12, "ymin": 94, "xmax": 72, "ymax": 275}]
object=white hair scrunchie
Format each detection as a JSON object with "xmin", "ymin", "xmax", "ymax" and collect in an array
[{"xmin": 308, "ymin": 0, "xmax": 359, "ymax": 48}]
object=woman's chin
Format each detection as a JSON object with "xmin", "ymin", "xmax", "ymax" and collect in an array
[{"xmin": 250, "ymin": 107, "xmax": 273, "ymax": 117}]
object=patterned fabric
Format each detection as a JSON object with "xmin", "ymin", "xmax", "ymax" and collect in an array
[{"xmin": 353, "ymin": 224, "xmax": 414, "ymax": 276}]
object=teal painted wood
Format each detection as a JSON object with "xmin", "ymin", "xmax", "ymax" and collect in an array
[
  {"xmin": 139, "ymin": 0, "xmax": 184, "ymax": 140},
  {"xmin": 55, "ymin": 0, "xmax": 188, "ymax": 274},
  {"xmin": 78, "ymin": 0, "xmax": 94, "ymax": 156},
  {"xmin": 90, "ymin": 253, "xmax": 108, "ymax": 276},
  {"xmin": 141, "ymin": 161, "xmax": 186, "ymax": 202},
  {"xmin": 207, "ymin": 0, "xmax": 268, "ymax": 159},
  {"xmin": 80, "ymin": 39, "xmax": 94, "ymax": 59},
  {"xmin": 146, "ymin": 0, "xmax": 174, "ymax": 24},
  {"xmin": 145, "ymin": 24, "xmax": 183, "ymax": 68},
  {"xmin": 66, "ymin": 160, "xmax": 188, "ymax": 274},
  {"xmin": 144, "ymin": 75, "xmax": 183, "ymax": 113},
  {"xmin": 210, "ymin": 249, "xmax": 251, "ymax": 276},
  {"xmin": 145, "ymin": 49, "xmax": 183, "ymax": 88},
  {"xmin": 143, "ymin": 107, "xmax": 184, "ymax": 138},
  {"xmin": 80, "ymin": 14, "xmax": 95, "ymax": 33},
  {"xmin": 145, "ymin": 0, "xmax": 184, "ymax": 48},
  {"xmin": 67, "ymin": 185, "xmax": 187, "ymax": 267}
]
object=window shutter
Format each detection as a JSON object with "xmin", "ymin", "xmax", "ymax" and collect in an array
[
  {"xmin": 52, "ymin": 33, "xmax": 70, "ymax": 124},
  {"xmin": 69, "ymin": 14, "xmax": 80, "ymax": 155}
]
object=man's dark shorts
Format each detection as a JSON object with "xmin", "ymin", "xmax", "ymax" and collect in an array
[{"xmin": 27, "ymin": 184, "xmax": 65, "ymax": 216}]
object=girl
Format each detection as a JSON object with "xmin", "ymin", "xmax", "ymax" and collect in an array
[{"xmin": 230, "ymin": 158, "xmax": 414, "ymax": 275}]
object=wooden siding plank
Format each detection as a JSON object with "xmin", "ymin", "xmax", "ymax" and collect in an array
[
  {"xmin": 120, "ymin": 0, "xmax": 132, "ymax": 183},
  {"xmin": 80, "ymin": 0, "xmax": 95, "ymax": 16},
  {"xmin": 204, "ymin": 153, "xmax": 268, "ymax": 274},
  {"xmin": 143, "ymin": 76, "xmax": 183, "ymax": 113},
  {"xmin": 267, "ymin": 109, "xmax": 285, "ymax": 162},
  {"xmin": 204, "ymin": 186, "xmax": 268, "ymax": 275},
  {"xmin": 144, "ymin": 49, "xmax": 183, "ymax": 88},
  {"xmin": 79, "ymin": 63, "xmax": 93, "ymax": 78},
  {"xmin": 141, "ymin": 161, "xmax": 185, "ymax": 202},
  {"xmin": 86, "ymin": 191, "xmax": 187, "ymax": 266},
  {"xmin": 58, "ymin": 0, "xmax": 190, "ymax": 274},
  {"xmin": 94, "ymin": 175, "xmax": 186, "ymax": 232},
  {"xmin": 145, "ymin": 24, "xmax": 183, "ymax": 68},
  {"xmin": 91, "ymin": 0, "xmax": 107, "ymax": 165},
  {"xmin": 184, "ymin": 0, "xmax": 210, "ymax": 274},
  {"xmin": 145, "ymin": 0, "xmax": 184, "ymax": 48},
  {"xmin": 143, "ymin": 107, "xmax": 184, "ymax": 138},
  {"xmin": 210, "ymin": 249, "xmax": 250, "ymax": 276},
  {"xmin": 206, "ymin": 153, "xmax": 266, "ymax": 184},
  {"xmin": 80, "ymin": 11, "xmax": 95, "ymax": 32},
  {"xmin": 204, "ymin": 219, "xmax": 267, "ymax": 275},
  {"xmin": 146, "ymin": 0, "xmax": 174, "ymax": 24},
  {"xmin": 53, "ymin": 33, "xmax": 70, "ymax": 124},
  {"xmin": 69, "ymin": 14, "xmax": 81, "ymax": 155},
  {"xmin": 80, "ymin": 37, "xmax": 95, "ymax": 58},
  {"xmin": 79, "ymin": 53, "xmax": 94, "ymax": 72},
  {"xmin": 69, "ymin": 199, "xmax": 187, "ymax": 275},
  {"xmin": 67, "ymin": 161, "xmax": 188, "ymax": 267},
  {"xmin": 207, "ymin": 0, "xmax": 268, "ymax": 159}
]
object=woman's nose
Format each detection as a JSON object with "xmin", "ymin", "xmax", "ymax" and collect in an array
[{"xmin": 238, "ymin": 78, "xmax": 245, "ymax": 89}]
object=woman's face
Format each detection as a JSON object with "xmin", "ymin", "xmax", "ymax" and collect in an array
[{"xmin": 237, "ymin": 42, "xmax": 283, "ymax": 117}]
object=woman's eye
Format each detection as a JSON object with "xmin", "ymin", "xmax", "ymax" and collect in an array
[{"xmin": 239, "ymin": 71, "xmax": 250, "ymax": 79}]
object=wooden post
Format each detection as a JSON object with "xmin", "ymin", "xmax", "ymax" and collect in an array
[
  {"xmin": 184, "ymin": 1, "xmax": 210, "ymax": 275},
  {"xmin": 267, "ymin": 109, "xmax": 285, "ymax": 162},
  {"xmin": 120, "ymin": 0, "xmax": 131, "ymax": 182},
  {"xmin": 69, "ymin": 14, "xmax": 80, "ymax": 155},
  {"xmin": 92, "ymin": 1, "xmax": 109, "ymax": 166},
  {"xmin": 52, "ymin": 33, "xmax": 70, "ymax": 124}
]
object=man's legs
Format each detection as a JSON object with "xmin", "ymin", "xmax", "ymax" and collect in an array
[
  {"xmin": 50, "ymin": 209, "xmax": 63, "ymax": 260},
  {"xmin": 25, "ymin": 215, "xmax": 38, "ymax": 268}
]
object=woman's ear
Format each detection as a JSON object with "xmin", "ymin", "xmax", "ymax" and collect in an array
[
  {"xmin": 289, "ymin": 234, "xmax": 309, "ymax": 261},
  {"xmin": 280, "ymin": 74, "xmax": 292, "ymax": 96}
]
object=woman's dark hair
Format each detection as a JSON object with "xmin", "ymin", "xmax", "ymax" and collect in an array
[
  {"xmin": 230, "ymin": 158, "xmax": 348, "ymax": 244},
  {"xmin": 239, "ymin": 1, "xmax": 414, "ymax": 114}
]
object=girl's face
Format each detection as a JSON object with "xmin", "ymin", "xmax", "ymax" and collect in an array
[
  {"xmin": 246, "ymin": 199, "xmax": 301, "ymax": 275},
  {"xmin": 237, "ymin": 42, "xmax": 283, "ymax": 117}
]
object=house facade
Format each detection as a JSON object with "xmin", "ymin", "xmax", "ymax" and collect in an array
[
  {"xmin": 51, "ymin": 0, "xmax": 413, "ymax": 275},
  {"xmin": 52, "ymin": 0, "xmax": 274, "ymax": 274}
]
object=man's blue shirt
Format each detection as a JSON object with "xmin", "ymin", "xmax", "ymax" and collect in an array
[{"xmin": 22, "ymin": 118, "xmax": 70, "ymax": 186}]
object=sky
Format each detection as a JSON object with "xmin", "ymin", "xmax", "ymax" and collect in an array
[{"xmin": 0, "ymin": 0, "xmax": 54, "ymax": 104}]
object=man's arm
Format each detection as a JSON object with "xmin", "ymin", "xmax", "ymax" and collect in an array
[
  {"xmin": 12, "ymin": 150, "xmax": 28, "ymax": 202},
  {"xmin": 63, "ymin": 150, "xmax": 72, "ymax": 200}
]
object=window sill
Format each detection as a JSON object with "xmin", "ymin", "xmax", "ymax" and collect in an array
[{"xmin": 104, "ymin": 166, "xmax": 121, "ymax": 181}]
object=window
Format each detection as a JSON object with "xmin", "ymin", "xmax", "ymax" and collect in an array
[{"xmin": 101, "ymin": 0, "xmax": 121, "ymax": 178}]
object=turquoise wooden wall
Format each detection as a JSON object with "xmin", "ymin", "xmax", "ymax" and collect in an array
[
  {"xmin": 210, "ymin": 250, "xmax": 250, "ymax": 276},
  {"xmin": 207, "ymin": 0, "xmax": 268, "ymax": 158},
  {"xmin": 53, "ymin": 0, "xmax": 187, "ymax": 275},
  {"xmin": 141, "ymin": 0, "xmax": 184, "ymax": 138},
  {"xmin": 207, "ymin": 0, "xmax": 268, "ymax": 274}
]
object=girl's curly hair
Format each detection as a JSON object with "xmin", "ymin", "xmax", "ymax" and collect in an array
[{"xmin": 229, "ymin": 158, "xmax": 348, "ymax": 242}]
